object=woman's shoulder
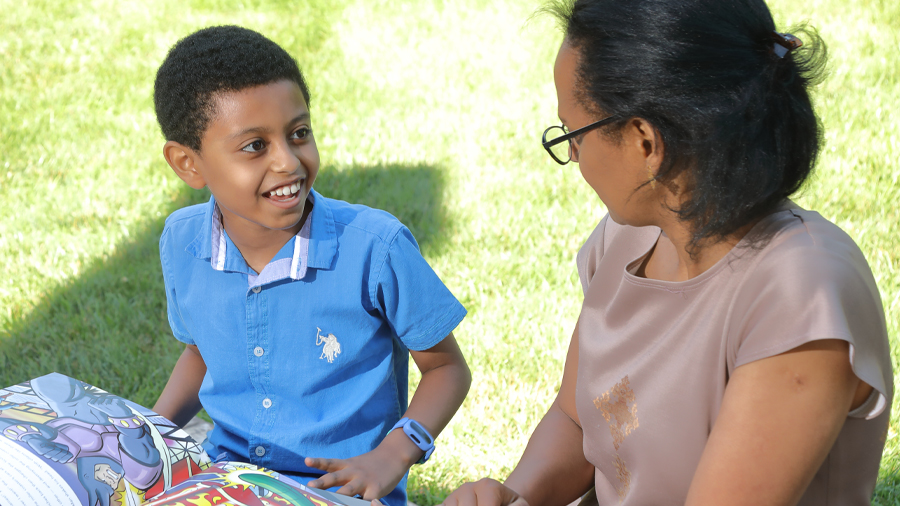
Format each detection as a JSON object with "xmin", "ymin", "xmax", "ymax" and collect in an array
[
  {"xmin": 729, "ymin": 205, "xmax": 881, "ymax": 322},
  {"xmin": 744, "ymin": 205, "xmax": 871, "ymax": 278}
]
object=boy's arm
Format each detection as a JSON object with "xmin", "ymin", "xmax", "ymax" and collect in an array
[
  {"xmin": 153, "ymin": 344, "xmax": 207, "ymax": 428},
  {"xmin": 306, "ymin": 332, "xmax": 471, "ymax": 500},
  {"xmin": 397, "ymin": 331, "xmax": 472, "ymax": 449}
]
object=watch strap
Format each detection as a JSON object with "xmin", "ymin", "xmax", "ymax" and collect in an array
[{"xmin": 389, "ymin": 417, "xmax": 436, "ymax": 464}]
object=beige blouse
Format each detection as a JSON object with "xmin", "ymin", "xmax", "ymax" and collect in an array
[{"xmin": 574, "ymin": 206, "xmax": 892, "ymax": 504}]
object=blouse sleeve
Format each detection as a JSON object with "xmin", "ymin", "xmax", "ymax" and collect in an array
[
  {"xmin": 577, "ymin": 215, "xmax": 612, "ymax": 295},
  {"xmin": 728, "ymin": 211, "xmax": 892, "ymax": 419}
]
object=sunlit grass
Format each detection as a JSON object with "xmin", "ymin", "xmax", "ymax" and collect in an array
[{"xmin": 0, "ymin": 0, "xmax": 897, "ymax": 503}]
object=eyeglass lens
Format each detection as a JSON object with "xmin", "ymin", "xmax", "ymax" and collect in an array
[{"xmin": 544, "ymin": 126, "xmax": 572, "ymax": 164}]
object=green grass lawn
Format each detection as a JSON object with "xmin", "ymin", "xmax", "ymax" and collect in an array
[{"xmin": 1, "ymin": 0, "xmax": 897, "ymax": 503}]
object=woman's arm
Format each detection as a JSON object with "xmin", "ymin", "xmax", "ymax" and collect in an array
[
  {"xmin": 153, "ymin": 344, "xmax": 206, "ymax": 428},
  {"xmin": 686, "ymin": 338, "xmax": 871, "ymax": 505},
  {"xmin": 443, "ymin": 324, "xmax": 595, "ymax": 506}
]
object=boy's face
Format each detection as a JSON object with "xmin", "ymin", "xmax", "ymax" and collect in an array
[{"xmin": 183, "ymin": 79, "xmax": 319, "ymax": 237}]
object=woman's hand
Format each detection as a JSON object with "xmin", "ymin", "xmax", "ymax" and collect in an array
[{"xmin": 441, "ymin": 479, "xmax": 529, "ymax": 506}]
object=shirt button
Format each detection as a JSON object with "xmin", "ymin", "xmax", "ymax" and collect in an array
[
  {"xmin": 255, "ymin": 446, "xmax": 266, "ymax": 457},
  {"xmin": 262, "ymin": 398, "xmax": 272, "ymax": 409},
  {"xmin": 254, "ymin": 346, "xmax": 264, "ymax": 357},
  {"xmin": 252, "ymin": 286, "xmax": 261, "ymax": 293}
]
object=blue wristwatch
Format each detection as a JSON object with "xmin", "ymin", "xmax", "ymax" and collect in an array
[{"xmin": 389, "ymin": 417, "xmax": 435, "ymax": 464}]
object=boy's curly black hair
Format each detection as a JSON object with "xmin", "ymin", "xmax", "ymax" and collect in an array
[{"xmin": 154, "ymin": 25, "xmax": 311, "ymax": 152}]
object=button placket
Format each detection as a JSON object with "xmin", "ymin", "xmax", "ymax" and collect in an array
[{"xmin": 247, "ymin": 283, "xmax": 272, "ymax": 452}]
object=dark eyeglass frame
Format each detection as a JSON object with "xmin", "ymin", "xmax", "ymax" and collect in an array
[{"xmin": 542, "ymin": 114, "xmax": 622, "ymax": 165}]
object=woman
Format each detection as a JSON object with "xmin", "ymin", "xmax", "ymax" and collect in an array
[{"xmin": 444, "ymin": 0, "xmax": 891, "ymax": 504}]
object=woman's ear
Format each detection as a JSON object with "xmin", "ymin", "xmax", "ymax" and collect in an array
[
  {"xmin": 163, "ymin": 141, "xmax": 207, "ymax": 190},
  {"xmin": 628, "ymin": 117, "xmax": 664, "ymax": 169},
  {"xmin": 622, "ymin": 117, "xmax": 670, "ymax": 195}
]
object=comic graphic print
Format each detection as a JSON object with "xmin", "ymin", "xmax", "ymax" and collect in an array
[{"xmin": 0, "ymin": 373, "xmax": 209, "ymax": 506}]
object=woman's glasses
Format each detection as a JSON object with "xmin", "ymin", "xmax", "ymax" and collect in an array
[{"xmin": 542, "ymin": 114, "xmax": 620, "ymax": 165}]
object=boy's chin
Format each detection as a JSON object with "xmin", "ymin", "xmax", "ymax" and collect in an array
[
  {"xmin": 238, "ymin": 209, "xmax": 305, "ymax": 233},
  {"xmin": 268, "ymin": 213, "xmax": 307, "ymax": 232}
]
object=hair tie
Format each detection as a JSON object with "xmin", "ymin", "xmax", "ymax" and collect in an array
[{"xmin": 772, "ymin": 32, "xmax": 803, "ymax": 58}]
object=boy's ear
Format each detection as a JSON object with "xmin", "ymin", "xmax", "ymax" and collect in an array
[{"xmin": 163, "ymin": 141, "xmax": 207, "ymax": 190}]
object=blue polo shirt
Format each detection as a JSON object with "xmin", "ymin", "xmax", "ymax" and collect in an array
[{"xmin": 159, "ymin": 190, "xmax": 466, "ymax": 506}]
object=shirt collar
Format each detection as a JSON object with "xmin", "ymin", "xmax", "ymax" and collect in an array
[
  {"xmin": 305, "ymin": 188, "xmax": 337, "ymax": 270},
  {"xmin": 185, "ymin": 189, "xmax": 337, "ymax": 281}
]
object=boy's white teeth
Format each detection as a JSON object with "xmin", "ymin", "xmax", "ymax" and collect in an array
[{"xmin": 270, "ymin": 183, "xmax": 301, "ymax": 197}]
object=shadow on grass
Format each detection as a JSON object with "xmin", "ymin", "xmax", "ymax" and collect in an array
[{"xmin": 0, "ymin": 162, "xmax": 449, "ymax": 409}]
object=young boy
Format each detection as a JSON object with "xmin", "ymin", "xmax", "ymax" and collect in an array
[{"xmin": 151, "ymin": 26, "xmax": 471, "ymax": 506}]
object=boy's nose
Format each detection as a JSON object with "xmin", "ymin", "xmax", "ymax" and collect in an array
[{"xmin": 271, "ymin": 141, "xmax": 302, "ymax": 173}]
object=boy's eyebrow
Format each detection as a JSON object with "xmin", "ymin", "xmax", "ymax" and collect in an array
[{"xmin": 228, "ymin": 113, "xmax": 312, "ymax": 140}]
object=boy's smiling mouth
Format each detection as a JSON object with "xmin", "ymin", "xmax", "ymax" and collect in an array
[
  {"xmin": 263, "ymin": 180, "xmax": 304, "ymax": 203},
  {"xmin": 262, "ymin": 179, "xmax": 306, "ymax": 207}
]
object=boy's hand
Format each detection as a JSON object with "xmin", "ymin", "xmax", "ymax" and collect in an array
[
  {"xmin": 305, "ymin": 432, "xmax": 421, "ymax": 501},
  {"xmin": 304, "ymin": 452, "xmax": 403, "ymax": 500}
]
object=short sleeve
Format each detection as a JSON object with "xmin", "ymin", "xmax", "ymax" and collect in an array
[
  {"xmin": 159, "ymin": 227, "xmax": 195, "ymax": 345},
  {"xmin": 372, "ymin": 226, "xmax": 467, "ymax": 351},
  {"xmin": 730, "ymin": 212, "xmax": 892, "ymax": 419},
  {"xmin": 576, "ymin": 215, "xmax": 611, "ymax": 295}
]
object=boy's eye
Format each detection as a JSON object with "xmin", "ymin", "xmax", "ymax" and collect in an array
[
  {"xmin": 291, "ymin": 127, "xmax": 312, "ymax": 140},
  {"xmin": 242, "ymin": 140, "xmax": 265, "ymax": 153}
]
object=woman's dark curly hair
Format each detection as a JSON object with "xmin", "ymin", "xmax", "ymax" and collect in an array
[
  {"xmin": 545, "ymin": 0, "xmax": 827, "ymax": 247},
  {"xmin": 154, "ymin": 25, "xmax": 311, "ymax": 152}
]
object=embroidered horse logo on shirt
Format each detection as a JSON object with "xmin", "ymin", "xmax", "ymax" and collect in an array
[{"xmin": 316, "ymin": 327, "xmax": 342, "ymax": 363}]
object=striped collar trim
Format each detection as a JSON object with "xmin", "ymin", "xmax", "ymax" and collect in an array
[{"xmin": 209, "ymin": 193, "xmax": 314, "ymax": 284}]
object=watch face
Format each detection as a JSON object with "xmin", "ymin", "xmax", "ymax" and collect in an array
[{"xmin": 408, "ymin": 421, "xmax": 433, "ymax": 445}]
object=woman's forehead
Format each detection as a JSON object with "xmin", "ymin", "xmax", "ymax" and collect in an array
[{"xmin": 554, "ymin": 44, "xmax": 582, "ymax": 121}]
